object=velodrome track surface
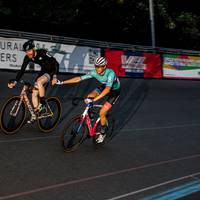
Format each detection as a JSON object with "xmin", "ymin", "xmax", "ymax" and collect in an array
[{"xmin": 0, "ymin": 71, "xmax": 200, "ymax": 200}]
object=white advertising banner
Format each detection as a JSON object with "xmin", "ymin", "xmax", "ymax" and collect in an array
[
  {"xmin": 0, "ymin": 37, "xmax": 101, "ymax": 73},
  {"xmin": 0, "ymin": 37, "xmax": 28, "ymax": 70},
  {"xmin": 163, "ymin": 54, "xmax": 200, "ymax": 79}
]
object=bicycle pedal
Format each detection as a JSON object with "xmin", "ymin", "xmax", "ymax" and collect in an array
[{"xmin": 27, "ymin": 115, "xmax": 37, "ymax": 124}]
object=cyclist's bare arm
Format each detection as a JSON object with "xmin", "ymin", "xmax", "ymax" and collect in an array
[
  {"xmin": 51, "ymin": 61, "xmax": 59, "ymax": 85},
  {"xmin": 93, "ymin": 86, "xmax": 111, "ymax": 102},
  {"xmin": 62, "ymin": 77, "xmax": 82, "ymax": 84}
]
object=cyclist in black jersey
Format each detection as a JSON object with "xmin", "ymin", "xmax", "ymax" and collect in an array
[{"xmin": 8, "ymin": 39, "xmax": 59, "ymax": 123}]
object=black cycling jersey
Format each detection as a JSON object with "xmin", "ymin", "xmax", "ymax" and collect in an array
[{"xmin": 16, "ymin": 49, "xmax": 59, "ymax": 82}]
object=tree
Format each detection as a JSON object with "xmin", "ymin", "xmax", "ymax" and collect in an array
[
  {"xmin": 155, "ymin": 0, "xmax": 200, "ymax": 49},
  {"xmin": 0, "ymin": 0, "xmax": 200, "ymax": 50}
]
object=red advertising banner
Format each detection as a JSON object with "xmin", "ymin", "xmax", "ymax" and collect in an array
[
  {"xmin": 105, "ymin": 49, "xmax": 162, "ymax": 78},
  {"xmin": 143, "ymin": 53, "xmax": 162, "ymax": 78},
  {"xmin": 105, "ymin": 49, "xmax": 125, "ymax": 76}
]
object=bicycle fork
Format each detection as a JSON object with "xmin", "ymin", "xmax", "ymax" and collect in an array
[{"xmin": 10, "ymin": 97, "xmax": 23, "ymax": 117}]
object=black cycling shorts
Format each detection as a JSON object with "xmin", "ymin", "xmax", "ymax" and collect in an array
[{"xmin": 34, "ymin": 72, "xmax": 53, "ymax": 90}]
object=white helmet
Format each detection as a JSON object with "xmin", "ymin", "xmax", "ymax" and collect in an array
[{"xmin": 94, "ymin": 57, "xmax": 107, "ymax": 66}]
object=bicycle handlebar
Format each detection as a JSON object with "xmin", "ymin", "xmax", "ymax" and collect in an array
[
  {"xmin": 72, "ymin": 97, "xmax": 102, "ymax": 108},
  {"xmin": 8, "ymin": 79, "xmax": 30, "ymax": 85},
  {"xmin": 8, "ymin": 79, "xmax": 32, "ymax": 88},
  {"xmin": 72, "ymin": 97, "xmax": 94, "ymax": 105},
  {"xmin": 18, "ymin": 80, "xmax": 32, "ymax": 86}
]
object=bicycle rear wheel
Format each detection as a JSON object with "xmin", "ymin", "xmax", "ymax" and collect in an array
[
  {"xmin": 0, "ymin": 96, "xmax": 26, "ymax": 134},
  {"xmin": 37, "ymin": 96, "xmax": 62, "ymax": 133},
  {"xmin": 61, "ymin": 115, "xmax": 87, "ymax": 152}
]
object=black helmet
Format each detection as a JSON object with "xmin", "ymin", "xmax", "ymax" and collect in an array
[{"xmin": 23, "ymin": 39, "xmax": 35, "ymax": 51}]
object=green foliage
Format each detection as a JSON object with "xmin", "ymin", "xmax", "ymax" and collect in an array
[{"xmin": 154, "ymin": 0, "xmax": 200, "ymax": 49}]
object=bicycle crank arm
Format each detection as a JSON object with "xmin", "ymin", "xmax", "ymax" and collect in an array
[{"xmin": 37, "ymin": 113, "xmax": 53, "ymax": 119}]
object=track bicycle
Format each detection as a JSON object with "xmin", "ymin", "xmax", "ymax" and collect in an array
[
  {"xmin": 0, "ymin": 80, "xmax": 62, "ymax": 134},
  {"xmin": 61, "ymin": 98, "xmax": 115, "ymax": 153}
]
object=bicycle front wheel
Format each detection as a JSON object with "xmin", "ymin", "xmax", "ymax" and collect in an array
[
  {"xmin": 37, "ymin": 96, "xmax": 62, "ymax": 133},
  {"xmin": 0, "ymin": 96, "xmax": 26, "ymax": 134},
  {"xmin": 61, "ymin": 115, "xmax": 87, "ymax": 153}
]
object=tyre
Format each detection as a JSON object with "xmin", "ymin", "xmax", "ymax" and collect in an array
[
  {"xmin": 37, "ymin": 96, "xmax": 62, "ymax": 133},
  {"xmin": 61, "ymin": 115, "xmax": 87, "ymax": 152},
  {"xmin": 0, "ymin": 96, "xmax": 26, "ymax": 134}
]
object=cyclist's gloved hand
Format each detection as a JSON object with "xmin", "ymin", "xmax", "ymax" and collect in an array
[
  {"xmin": 84, "ymin": 98, "xmax": 93, "ymax": 105},
  {"xmin": 8, "ymin": 79, "xmax": 17, "ymax": 89},
  {"xmin": 55, "ymin": 80, "xmax": 63, "ymax": 85},
  {"xmin": 52, "ymin": 79, "xmax": 58, "ymax": 86},
  {"xmin": 52, "ymin": 75, "xmax": 59, "ymax": 86}
]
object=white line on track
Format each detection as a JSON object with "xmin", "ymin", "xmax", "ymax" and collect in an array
[
  {"xmin": 0, "ymin": 154, "xmax": 200, "ymax": 199},
  {"xmin": 105, "ymin": 171, "xmax": 200, "ymax": 200}
]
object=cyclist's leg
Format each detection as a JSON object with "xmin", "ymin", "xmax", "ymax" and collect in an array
[
  {"xmin": 87, "ymin": 85, "xmax": 104, "ymax": 99},
  {"xmin": 86, "ymin": 86, "xmax": 104, "ymax": 120},
  {"xmin": 32, "ymin": 87, "xmax": 39, "ymax": 110},
  {"xmin": 100, "ymin": 89, "xmax": 120, "ymax": 134},
  {"xmin": 27, "ymin": 86, "xmax": 39, "ymax": 123},
  {"xmin": 87, "ymin": 90, "xmax": 100, "ymax": 99},
  {"xmin": 95, "ymin": 89, "xmax": 120, "ymax": 143},
  {"xmin": 35, "ymin": 73, "xmax": 50, "ymax": 106},
  {"xmin": 95, "ymin": 104, "xmax": 110, "ymax": 143},
  {"xmin": 99, "ymin": 103, "xmax": 111, "ymax": 133}
]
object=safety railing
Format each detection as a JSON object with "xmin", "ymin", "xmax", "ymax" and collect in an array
[{"xmin": 0, "ymin": 28, "xmax": 200, "ymax": 56}]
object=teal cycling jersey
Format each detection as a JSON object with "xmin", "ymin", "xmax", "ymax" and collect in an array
[{"xmin": 81, "ymin": 68, "xmax": 120, "ymax": 90}]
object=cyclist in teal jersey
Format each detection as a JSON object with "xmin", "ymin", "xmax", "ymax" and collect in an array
[{"xmin": 53, "ymin": 57, "xmax": 120, "ymax": 143}]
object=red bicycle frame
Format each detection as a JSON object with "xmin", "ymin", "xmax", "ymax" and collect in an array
[{"xmin": 79, "ymin": 103, "xmax": 102, "ymax": 137}]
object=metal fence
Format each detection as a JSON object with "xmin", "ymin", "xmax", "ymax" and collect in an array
[{"xmin": 0, "ymin": 28, "xmax": 200, "ymax": 56}]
